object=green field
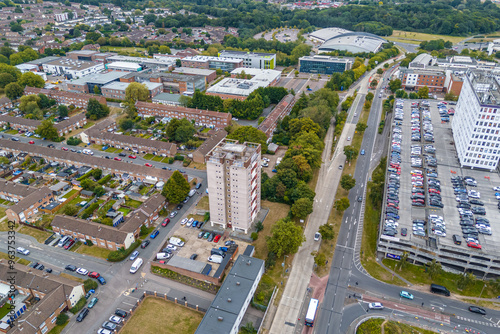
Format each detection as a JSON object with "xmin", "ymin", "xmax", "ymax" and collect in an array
[{"xmin": 386, "ymin": 30, "xmax": 466, "ymax": 45}]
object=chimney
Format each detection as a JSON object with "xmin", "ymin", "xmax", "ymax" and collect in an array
[
  {"xmin": 247, "ymin": 260, "xmax": 251, "ymax": 266},
  {"xmin": 236, "ymin": 282, "xmax": 240, "ymax": 286},
  {"xmin": 227, "ymin": 298, "xmax": 231, "ymax": 303},
  {"xmin": 217, "ymin": 317, "xmax": 223, "ymax": 321}
]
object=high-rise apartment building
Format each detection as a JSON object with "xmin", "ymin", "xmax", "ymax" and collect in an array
[
  {"xmin": 452, "ymin": 70, "xmax": 500, "ymax": 171},
  {"xmin": 206, "ymin": 140, "xmax": 261, "ymax": 234}
]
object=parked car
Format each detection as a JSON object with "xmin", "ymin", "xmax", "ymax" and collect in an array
[
  {"xmin": 162, "ymin": 218, "xmax": 170, "ymax": 227},
  {"xmin": 97, "ymin": 276, "xmax": 106, "ymax": 285},
  {"xmin": 102, "ymin": 321, "xmax": 117, "ymax": 331},
  {"xmin": 88, "ymin": 272, "xmax": 100, "ymax": 278},
  {"xmin": 400, "ymin": 291, "xmax": 414, "ymax": 300},
  {"xmin": 130, "ymin": 250, "xmax": 139, "ymax": 261},
  {"xmin": 469, "ymin": 306, "xmax": 486, "ymax": 315},
  {"xmin": 115, "ymin": 309, "xmax": 128, "ymax": 318},
  {"xmin": 16, "ymin": 247, "xmax": 30, "ymax": 255},
  {"xmin": 214, "ymin": 234, "xmax": 221, "ymax": 243},
  {"xmin": 141, "ymin": 240, "xmax": 150, "ymax": 249},
  {"xmin": 65, "ymin": 264, "xmax": 77, "ymax": 271},
  {"xmin": 76, "ymin": 308, "xmax": 89, "ymax": 322},
  {"xmin": 88, "ymin": 297, "xmax": 98, "ymax": 309},
  {"xmin": 76, "ymin": 268, "xmax": 89, "ymax": 275},
  {"xmin": 108, "ymin": 316, "xmax": 122, "ymax": 324},
  {"xmin": 368, "ymin": 302, "xmax": 384, "ymax": 310},
  {"xmin": 150, "ymin": 230, "xmax": 159, "ymax": 239}
]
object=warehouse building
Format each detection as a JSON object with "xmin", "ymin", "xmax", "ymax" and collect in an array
[
  {"xmin": 105, "ymin": 61, "xmax": 142, "ymax": 72},
  {"xmin": 67, "ymin": 71, "xmax": 129, "ymax": 94},
  {"xmin": 41, "ymin": 57, "xmax": 105, "ymax": 79}
]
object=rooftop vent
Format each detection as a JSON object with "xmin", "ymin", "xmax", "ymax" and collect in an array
[
  {"xmin": 246, "ymin": 260, "xmax": 251, "ymax": 266},
  {"xmin": 236, "ymin": 281, "xmax": 240, "ymax": 286},
  {"xmin": 227, "ymin": 298, "xmax": 232, "ymax": 302},
  {"xmin": 217, "ymin": 317, "xmax": 223, "ymax": 321}
]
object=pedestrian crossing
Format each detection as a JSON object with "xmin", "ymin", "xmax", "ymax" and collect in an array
[{"xmin": 455, "ymin": 315, "xmax": 498, "ymax": 327}]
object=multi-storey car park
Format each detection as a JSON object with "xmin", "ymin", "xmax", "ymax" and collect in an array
[{"xmin": 377, "ymin": 99, "xmax": 500, "ymax": 278}]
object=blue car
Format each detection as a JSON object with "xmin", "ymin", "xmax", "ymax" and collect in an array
[
  {"xmin": 150, "ymin": 230, "xmax": 159, "ymax": 239},
  {"xmin": 192, "ymin": 220, "xmax": 198, "ymax": 228},
  {"xmin": 400, "ymin": 291, "xmax": 414, "ymax": 300},
  {"xmin": 360, "ymin": 149, "xmax": 365, "ymax": 155},
  {"xmin": 219, "ymin": 247, "xmax": 228, "ymax": 252},
  {"xmin": 97, "ymin": 276, "xmax": 106, "ymax": 285}
]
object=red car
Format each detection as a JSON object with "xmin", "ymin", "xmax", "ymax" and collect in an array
[
  {"xmin": 467, "ymin": 241, "xmax": 482, "ymax": 249},
  {"xmin": 161, "ymin": 218, "xmax": 170, "ymax": 227},
  {"xmin": 114, "ymin": 157, "xmax": 122, "ymax": 161},
  {"xmin": 28, "ymin": 141, "xmax": 34, "ymax": 144},
  {"xmin": 144, "ymin": 163, "xmax": 152, "ymax": 167},
  {"xmin": 214, "ymin": 234, "xmax": 221, "ymax": 243},
  {"xmin": 62, "ymin": 147, "xmax": 68, "ymax": 151},
  {"xmin": 63, "ymin": 239, "xmax": 75, "ymax": 250},
  {"xmin": 128, "ymin": 155, "xmax": 136, "ymax": 159},
  {"xmin": 88, "ymin": 272, "xmax": 100, "ymax": 278}
]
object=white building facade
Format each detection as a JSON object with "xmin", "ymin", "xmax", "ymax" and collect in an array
[
  {"xmin": 206, "ymin": 140, "xmax": 261, "ymax": 233},
  {"xmin": 452, "ymin": 70, "xmax": 500, "ymax": 171}
]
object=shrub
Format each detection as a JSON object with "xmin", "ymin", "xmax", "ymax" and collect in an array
[
  {"xmin": 251, "ymin": 232, "xmax": 259, "ymax": 241},
  {"xmin": 97, "ymin": 174, "xmax": 112, "ymax": 185},
  {"xmin": 255, "ymin": 221, "xmax": 264, "ymax": 232},
  {"xmin": 55, "ymin": 313, "xmax": 69, "ymax": 326},
  {"xmin": 81, "ymin": 203, "xmax": 99, "ymax": 219},
  {"xmin": 86, "ymin": 239, "xmax": 93, "ymax": 246},
  {"xmin": 174, "ymin": 155, "xmax": 184, "ymax": 161},
  {"xmin": 69, "ymin": 297, "xmax": 86, "ymax": 314},
  {"xmin": 83, "ymin": 278, "xmax": 98, "ymax": 292},
  {"xmin": 107, "ymin": 241, "xmax": 141, "ymax": 262},
  {"xmin": 168, "ymin": 157, "xmax": 174, "ymax": 164}
]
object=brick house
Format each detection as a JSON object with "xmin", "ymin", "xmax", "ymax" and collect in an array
[
  {"xmin": 0, "ymin": 113, "xmax": 87, "ymax": 137},
  {"xmin": 6, "ymin": 187, "xmax": 55, "ymax": 223},
  {"xmin": 0, "ymin": 180, "xmax": 37, "ymax": 203},
  {"xmin": 258, "ymin": 94, "xmax": 295, "ymax": 141},
  {"xmin": 192, "ymin": 129, "xmax": 228, "ymax": 164},
  {"xmin": 135, "ymin": 101, "xmax": 231, "ymax": 129},
  {"xmin": 24, "ymin": 87, "xmax": 107, "ymax": 108},
  {"xmin": 0, "ymin": 97, "xmax": 13, "ymax": 112}
]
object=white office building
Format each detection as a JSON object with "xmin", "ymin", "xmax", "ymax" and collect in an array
[
  {"xmin": 42, "ymin": 57, "xmax": 104, "ymax": 79},
  {"xmin": 452, "ymin": 70, "xmax": 500, "ymax": 171},
  {"xmin": 218, "ymin": 50, "xmax": 276, "ymax": 69},
  {"xmin": 206, "ymin": 140, "xmax": 261, "ymax": 234}
]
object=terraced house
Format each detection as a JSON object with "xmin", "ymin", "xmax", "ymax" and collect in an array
[
  {"xmin": 24, "ymin": 86, "xmax": 107, "ymax": 108},
  {"xmin": 0, "ymin": 113, "xmax": 87, "ymax": 137},
  {"xmin": 5, "ymin": 187, "xmax": 55, "ymax": 223}
]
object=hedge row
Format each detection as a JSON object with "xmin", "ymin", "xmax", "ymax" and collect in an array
[{"xmin": 107, "ymin": 240, "xmax": 141, "ymax": 262}]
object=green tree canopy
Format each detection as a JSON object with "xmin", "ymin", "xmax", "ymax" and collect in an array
[
  {"xmin": 291, "ymin": 197, "xmax": 313, "ymax": 219},
  {"xmin": 36, "ymin": 119, "xmax": 58, "ymax": 141},
  {"xmin": 418, "ymin": 86, "xmax": 429, "ymax": 99},
  {"xmin": 388, "ymin": 79, "xmax": 402, "ymax": 93},
  {"xmin": 356, "ymin": 122, "xmax": 368, "ymax": 133},
  {"xmin": 161, "ymin": 170, "xmax": 190, "ymax": 204},
  {"xmin": 227, "ymin": 126, "xmax": 268, "ymax": 152},
  {"xmin": 0, "ymin": 72, "xmax": 15, "ymax": 88},
  {"xmin": 266, "ymin": 218, "xmax": 305, "ymax": 258},
  {"xmin": 343, "ymin": 145, "xmax": 358, "ymax": 163},
  {"xmin": 18, "ymin": 71, "xmax": 45, "ymax": 88},
  {"xmin": 340, "ymin": 174, "xmax": 356, "ymax": 191},
  {"xmin": 318, "ymin": 224, "xmax": 335, "ymax": 240},
  {"xmin": 125, "ymin": 82, "xmax": 149, "ymax": 102},
  {"xmin": 5, "ymin": 82, "xmax": 22, "ymax": 100},
  {"xmin": 334, "ymin": 197, "xmax": 350, "ymax": 213},
  {"xmin": 86, "ymin": 99, "xmax": 110, "ymax": 120}
]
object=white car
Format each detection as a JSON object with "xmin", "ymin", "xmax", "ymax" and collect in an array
[
  {"xmin": 16, "ymin": 247, "xmax": 30, "ymax": 255},
  {"xmin": 187, "ymin": 218, "xmax": 194, "ymax": 227},
  {"xmin": 97, "ymin": 329, "xmax": 112, "ymax": 334},
  {"xmin": 368, "ymin": 302, "xmax": 384, "ymax": 310},
  {"xmin": 314, "ymin": 232, "xmax": 321, "ymax": 241},
  {"xmin": 493, "ymin": 186, "xmax": 500, "ymax": 191},
  {"xmin": 108, "ymin": 315, "xmax": 122, "ymax": 324},
  {"xmin": 180, "ymin": 218, "xmax": 188, "ymax": 225},
  {"xmin": 166, "ymin": 244, "xmax": 177, "ymax": 251},
  {"xmin": 76, "ymin": 268, "xmax": 88, "ymax": 275}
]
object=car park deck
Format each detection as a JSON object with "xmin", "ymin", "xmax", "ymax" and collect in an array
[{"xmin": 378, "ymin": 100, "xmax": 500, "ymax": 278}]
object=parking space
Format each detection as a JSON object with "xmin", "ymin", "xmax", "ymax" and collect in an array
[
  {"xmin": 261, "ymin": 148, "xmax": 287, "ymax": 175},
  {"xmin": 386, "ymin": 99, "xmax": 500, "ymax": 257}
]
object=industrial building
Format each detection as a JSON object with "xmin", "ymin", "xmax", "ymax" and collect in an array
[
  {"xmin": 105, "ymin": 61, "xmax": 142, "ymax": 72},
  {"xmin": 41, "ymin": 57, "xmax": 105, "ymax": 79},
  {"xmin": 399, "ymin": 68, "xmax": 447, "ymax": 92},
  {"xmin": 318, "ymin": 32, "xmax": 387, "ymax": 54},
  {"xmin": 218, "ymin": 50, "xmax": 276, "ymax": 69},
  {"xmin": 67, "ymin": 71, "xmax": 129, "ymax": 94},
  {"xmin": 299, "ymin": 55, "xmax": 353, "ymax": 74},
  {"xmin": 181, "ymin": 55, "xmax": 243, "ymax": 72},
  {"xmin": 206, "ymin": 139, "xmax": 261, "ymax": 234}
]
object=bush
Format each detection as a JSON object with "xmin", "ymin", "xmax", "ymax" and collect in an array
[
  {"xmin": 67, "ymin": 136, "xmax": 82, "ymax": 146},
  {"xmin": 77, "ymin": 170, "xmax": 93, "ymax": 181},
  {"xmin": 168, "ymin": 157, "xmax": 174, "ymax": 164},
  {"xmin": 251, "ymin": 232, "xmax": 259, "ymax": 241},
  {"xmin": 255, "ymin": 221, "xmax": 264, "ymax": 232},
  {"xmin": 86, "ymin": 239, "xmax": 93, "ymax": 246},
  {"xmin": 81, "ymin": 203, "xmax": 99, "ymax": 219},
  {"xmin": 83, "ymin": 278, "xmax": 98, "ymax": 292},
  {"xmin": 107, "ymin": 241, "xmax": 141, "ymax": 262},
  {"xmin": 97, "ymin": 174, "xmax": 112, "ymax": 185},
  {"xmin": 55, "ymin": 313, "xmax": 69, "ymax": 326},
  {"xmin": 69, "ymin": 297, "xmax": 86, "ymax": 314},
  {"xmin": 139, "ymin": 225, "xmax": 150, "ymax": 236},
  {"xmin": 174, "ymin": 155, "xmax": 184, "ymax": 161}
]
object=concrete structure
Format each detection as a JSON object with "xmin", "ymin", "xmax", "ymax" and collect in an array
[
  {"xmin": 181, "ymin": 56, "xmax": 243, "ymax": 72},
  {"xmin": 173, "ymin": 67, "xmax": 217, "ymax": 83},
  {"xmin": 206, "ymin": 68, "xmax": 281, "ymax": 100},
  {"xmin": 105, "ymin": 61, "xmax": 142, "ymax": 72},
  {"xmin": 82, "ymin": 118, "xmax": 177, "ymax": 156},
  {"xmin": 106, "ymin": 55, "xmax": 176, "ymax": 69},
  {"xmin": 101, "ymin": 81, "xmax": 163, "ymax": 100},
  {"xmin": 66, "ymin": 50, "xmax": 114, "ymax": 63},
  {"xmin": 399, "ymin": 68, "xmax": 447, "ymax": 92},
  {"xmin": 193, "ymin": 129, "xmax": 228, "ymax": 164},
  {"xmin": 41, "ymin": 57, "xmax": 105, "ymax": 79},
  {"xmin": 67, "ymin": 71, "xmax": 129, "ymax": 94},
  {"xmin": 6, "ymin": 187, "xmax": 55, "ymax": 223},
  {"xmin": 309, "ymin": 27, "xmax": 351, "ymax": 43},
  {"xmin": 0, "ymin": 139, "xmax": 173, "ymax": 183},
  {"xmin": 218, "ymin": 50, "xmax": 276, "ymax": 70},
  {"xmin": 120, "ymin": 72, "xmax": 206, "ymax": 94},
  {"xmin": 452, "ymin": 70, "xmax": 500, "ymax": 171},
  {"xmin": 318, "ymin": 32, "xmax": 386, "ymax": 54},
  {"xmin": 135, "ymin": 101, "xmax": 232, "ymax": 129},
  {"xmin": 24, "ymin": 86, "xmax": 106, "ymax": 108},
  {"xmin": 447, "ymin": 73, "xmax": 464, "ymax": 96},
  {"xmin": 194, "ymin": 255, "xmax": 265, "ymax": 334},
  {"xmin": 206, "ymin": 139, "xmax": 261, "ymax": 233},
  {"xmin": 258, "ymin": 94, "xmax": 295, "ymax": 141},
  {"xmin": 409, "ymin": 53, "xmax": 437, "ymax": 69},
  {"xmin": 152, "ymin": 93, "xmax": 182, "ymax": 106},
  {"xmin": 299, "ymin": 55, "xmax": 353, "ymax": 74},
  {"xmin": 0, "ymin": 262, "xmax": 85, "ymax": 334}
]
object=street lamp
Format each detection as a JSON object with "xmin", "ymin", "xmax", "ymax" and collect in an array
[
  {"xmin": 479, "ymin": 283, "xmax": 487, "ymax": 299},
  {"xmin": 282, "ymin": 255, "xmax": 288, "ymax": 278}
]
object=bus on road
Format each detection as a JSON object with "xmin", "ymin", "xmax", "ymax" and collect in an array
[{"xmin": 305, "ymin": 298, "xmax": 319, "ymax": 327}]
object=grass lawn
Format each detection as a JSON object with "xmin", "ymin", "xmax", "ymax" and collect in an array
[
  {"xmin": 187, "ymin": 161, "xmax": 206, "ymax": 170},
  {"xmin": 0, "ymin": 303, "xmax": 11, "ymax": 319},
  {"xmin": 118, "ymin": 207, "xmax": 132, "ymax": 216},
  {"xmin": 75, "ymin": 244, "xmax": 112, "ymax": 260},
  {"xmin": 125, "ymin": 199, "xmax": 142, "ymax": 208},
  {"xmin": 47, "ymin": 322, "xmax": 69, "ymax": 334},
  {"xmin": 5, "ymin": 129, "xmax": 18, "ymax": 134},
  {"xmin": 152, "ymin": 156, "xmax": 163, "ymax": 162},
  {"xmin": 196, "ymin": 196, "xmax": 209, "ymax": 210},
  {"xmin": 139, "ymin": 186, "xmax": 152, "ymax": 195},
  {"xmin": 0, "ymin": 218, "xmax": 10, "ymax": 232},
  {"xmin": 62, "ymin": 189, "xmax": 78, "ymax": 199},
  {"xmin": 0, "ymin": 252, "xmax": 32, "ymax": 265},
  {"xmin": 18, "ymin": 226, "xmax": 52, "ymax": 243},
  {"xmin": 386, "ymin": 30, "xmax": 465, "ymax": 45},
  {"xmin": 357, "ymin": 318, "xmax": 438, "ymax": 334},
  {"xmin": 58, "ymin": 196, "xmax": 84, "ymax": 214},
  {"xmin": 82, "ymin": 121, "xmax": 94, "ymax": 129},
  {"xmin": 0, "ymin": 208, "xmax": 5, "ymax": 219},
  {"xmin": 97, "ymin": 200, "xmax": 115, "ymax": 216},
  {"xmin": 60, "ymin": 272, "xmax": 84, "ymax": 283},
  {"xmin": 121, "ymin": 297, "xmax": 203, "ymax": 334},
  {"xmin": 143, "ymin": 153, "xmax": 154, "ymax": 160}
]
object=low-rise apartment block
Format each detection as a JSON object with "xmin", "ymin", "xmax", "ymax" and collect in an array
[
  {"xmin": 101, "ymin": 81, "xmax": 163, "ymax": 100},
  {"xmin": 135, "ymin": 101, "xmax": 232, "ymax": 129},
  {"xmin": 82, "ymin": 119, "xmax": 177, "ymax": 156},
  {"xmin": 0, "ymin": 262, "xmax": 85, "ymax": 334},
  {"xmin": 192, "ymin": 129, "xmax": 228, "ymax": 163},
  {"xmin": 6, "ymin": 187, "xmax": 55, "ymax": 223},
  {"xmin": 258, "ymin": 94, "xmax": 295, "ymax": 141},
  {"xmin": 399, "ymin": 68, "xmax": 447, "ymax": 92},
  {"xmin": 0, "ymin": 139, "xmax": 173, "ymax": 184},
  {"xmin": 25, "ymin": 86, "xmax": 107, "ymax": 108},
  {"xmin": 41, "ymin": 56, "xmax": 105, "ymax": 79},
  {"xmin": 0, "ymin": 113, "xmax": 87, "ymax": 136},
  {"xmin": 0, "ymin": 97, "xmax": 13, "ymax": 111}
]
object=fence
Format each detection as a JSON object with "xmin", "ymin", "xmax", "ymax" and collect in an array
[{"xmin": 115, "ymin": 290, "xmax": 206, "ymax": 333}]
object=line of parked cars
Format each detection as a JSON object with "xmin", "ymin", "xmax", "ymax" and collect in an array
[{"xmin": 181, "ymin": 217, "xmax": 205, "ymax": 229}]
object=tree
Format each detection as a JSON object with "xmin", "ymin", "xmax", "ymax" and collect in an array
[
  {"xmin": 161, "ymin": 170, "xmax": 190, "ymax": 204},
  {"xmin": 355, "ymin": 122, "xmax": 368, "ymax": 133},
  {"xmin": 314, "ymin": 252, "xmax": 326, "ymax": 267},
  {"xmin": 370, "ymin": 79, "xmax": 378, "ymax": 88},
  {"xmin": 388, "ymin": 79, "xmax": 402, "ymax": 93},
  {"xmin": 5, "ymin": 82, "xmax": 22, "ymax": 100},
  {"xmin": 340, "ymin": 174, "xmax": 356, "ymax": 191},
  {"xmin": 457, "ymin": 272, "xmax": 475, "ymax": 290},
  {"xmin": 57, "ymin": 105, "xmax": 69, "ymax": 117},
  {"xmin": 91, "ymin": 169, "xmax": 102, "ymax": 180},
  {"xmin": 0, "ymin": 72, "xmax": 15, "ymax": 88},
  {"xmin": 426, "ymin": 259, "xmax": 442, "ymax": 279},
  {"xmin": 93, "ymin": 85, "xmax": 101, "ymax": 95},
  {"xmin": 63, "ymin": 204, "xmax": 79, "ymax": 216},
  {"xmin": 36, "ymin": 120, "xmax": 58, "ymax": 140},
  {"xmin": 55, "ymin": 313, "xmax": 69, "ymax": 326},
  {"xmin": 67, "ymin": 136, "xmax": 82, "ymax": 146},
  {"xmin": 159, "ymin": 45, "xmax": 171, "ymax": 54},
  {"xmin": 266, "ymin": 218, "xmax": 305, "ymax": 258},
  {"xmin": 334, "ymin": 197, "xmax": 350, "ymax": 213},
  {"xmin": 86, "ymin": 99, "xmax": 110, "ymax": 120},
  {"xmin": 125, "ymin": 82, "xmax": 149, "ymax": 102},
  {"xmin": 18, "ymin": 71, "xmax": 45, "ymax": 88},
  {"xmin": 119, "ymin": 118, "xmax": 134, "ymax": 131},
  {"xmin": 175, "ymin": 58, "xmax": 181, "ymax": 67},
  {"xmin": 444, "ymin": 91, "xmax": 458, "ymax": 102},
  {"xmin": 318, "ymin": 224, "xmax": 335, "ymax": 240},
  {"xmin": 343, "ymin": 145, "xmax": 358, "ymax": 163},
  {"xmin": 291, "ymin": 198, "xmax": 313, "ymax": 219},
  {"xmin": 227, "ymin": 126, "xmax": 268, "ymax": 153},
  {"xmin": 94, "ymin": 186, "xmax": 106, "ymax": 197},
  {"xmin": 175, "ymin": 119, "xmax": 196, "ymax": 143},
  {"xmin": 377, "ymin": 68, "xmax": 383, "ymax": 74},
  {"xmin": 365, "ymin": 92, "xmax": 374, "ymax": 101},
  {"xmin": 240, "ymin": 322, "xmax": 257, "ymax": 334},
  {"xmin": 418, "ymin": 86, "xmax": 430, "ymax": 99}
]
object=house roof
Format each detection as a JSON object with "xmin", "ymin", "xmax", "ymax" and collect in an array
[
  {"xmin": 9, "ymin": 187, "xmax": 52, "ymax": 215},
  {"xmin": 0, "ymin": 180, "xmax": 35, "ymax": 197},
  {"xmin": 0, "ymin": 97, "xmax": 11, "ymax": 105},
  {"xmin": 194, "ymin": 129, "xmax": 228, "ymax": 157}
]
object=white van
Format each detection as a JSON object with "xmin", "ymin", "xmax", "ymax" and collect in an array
[
  {"xmin": 188, "ymin": 189, "xmax": 196, "ymax": 197},
  {"xmin": 58, "ymin": 236, "xmax": 70, "ymax": 247},
  {"xmin": 156, "ymin": 253, "xmax": 170, "ymax": 260},
  {"xmin": 208, "ymin": 255, "xmax": 223, "ymax": 264},
  {"xmin": 169, "ymin": 237, "xmax": 185, "ymax": 247},
  {"xmin": 130, "ymin": 258, "xmax": 143, "ymax": 274}
]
